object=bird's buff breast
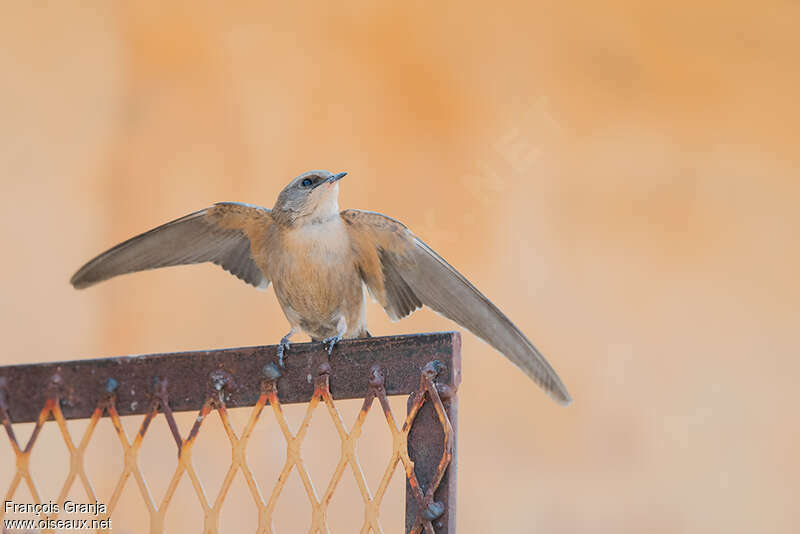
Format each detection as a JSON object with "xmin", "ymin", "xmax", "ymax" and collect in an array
[{"xmin": 267, "ymin": 218, "xmax": 362, "ymax": 335}]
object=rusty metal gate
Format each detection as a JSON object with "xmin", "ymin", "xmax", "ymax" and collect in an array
[{"xmin": 0, "ymin": 332, "xmax": 460, "ymax": 534}]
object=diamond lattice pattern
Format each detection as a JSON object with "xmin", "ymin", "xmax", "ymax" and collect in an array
[{"xmin": 0, "ymin": 362, "xmax": 453, "ymax": 534}]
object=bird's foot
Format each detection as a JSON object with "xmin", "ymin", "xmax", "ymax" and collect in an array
[
  {"xmin": 277, "ymin": 335, "xmax": 292, "ymax": 368},
  {"xmin": 322, "ymin": 335, "xmax": 341, "ymax": 356}
]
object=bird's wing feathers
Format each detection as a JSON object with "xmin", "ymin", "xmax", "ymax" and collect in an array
[
  {"xmin": 70, "ymin": 202, "xmax": 271, "ymax": 289},
  {"xmin": 342, "ymin": 209, "xmax": 572, "ymax": 405}
]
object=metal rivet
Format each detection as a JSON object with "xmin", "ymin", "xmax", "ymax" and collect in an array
[
  {"xmin": 262, "ymin": 363, "xmax": 282, "ymax": 381},
  {"xmin": 423, "ymin": 501, "xmax": 445, "ymax": 521},
  {"xmin": 105, "ymin": 377, "xmax": 119, "ymax": 393}
]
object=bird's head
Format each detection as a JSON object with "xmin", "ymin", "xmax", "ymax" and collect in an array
[{"xmin": 272, "ymin": 170, "xmax": 347, "ymax": 225}]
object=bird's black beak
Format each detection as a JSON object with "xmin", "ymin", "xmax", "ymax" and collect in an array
[
  {"xmin": 313, "ymin": 172, "xmax": 347, "ymax": 190},
  {"xmin": 328, "ymin": 172, "xmax": 347, "ymax": 184}
]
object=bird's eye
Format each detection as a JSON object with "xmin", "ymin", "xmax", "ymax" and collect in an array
[{"xmin": 301, "ymin": 178, "xmax": 313, "ymax": 187}]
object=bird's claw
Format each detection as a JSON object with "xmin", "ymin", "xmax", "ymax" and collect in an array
[
  {"xmin": 322, "ymin": 335, "xmax": 341, "ymax": 356},
  {"xmin": 277, "ymin": 337, "xmax": 292, "ymax": 368}
]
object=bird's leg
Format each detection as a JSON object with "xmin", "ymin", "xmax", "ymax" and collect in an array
[
  {"xmin": 322, "ymin": 317, "xmax": 347, "ymax": 356},
  {"xmin": 277, "ymin": 326, "xmax": 297, "ymax": 368}
]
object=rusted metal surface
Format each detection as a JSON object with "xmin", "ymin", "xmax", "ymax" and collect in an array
[
  {"xmin": 0, "ymin": 332, "xmax": 461, "ymax": 533},
  {"xmin": 405, "ymin": 356, "xmax": 459, "ymax": 534},
  {"xmin": 0, "ymin": 332, "xmax": 459, "ymax": 424}
]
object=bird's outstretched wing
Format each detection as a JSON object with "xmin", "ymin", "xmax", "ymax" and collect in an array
[
  {"xmin": 342, "ymin": 209, "xmax": 572, "ymax": 406},
  {"xmin": 71, "ymin": 202, "xmax": 271, "ymax": 290}
]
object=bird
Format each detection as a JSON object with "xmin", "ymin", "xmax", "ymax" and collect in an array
[{"xmin": 71, "ymin": 170, "xmax": 572, "ymax": 405}]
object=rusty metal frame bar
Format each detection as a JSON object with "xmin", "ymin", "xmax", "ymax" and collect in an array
[{"xmin": 0, "ymin": 332, "xmax": 461, "ymax": 533}]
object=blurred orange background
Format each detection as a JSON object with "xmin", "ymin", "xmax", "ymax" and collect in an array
[{"xmin": 1, "ymin": 1, "xmax": 798, "ymax": 533}]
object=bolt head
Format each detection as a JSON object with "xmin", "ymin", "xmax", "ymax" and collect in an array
[
  {"xmin": 262, "ymin": 363, "xmax": 282, "ymax": 381},
  {"xmin": 423, "ymin": 501, "xmax": 445, "ymax": 521}
]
